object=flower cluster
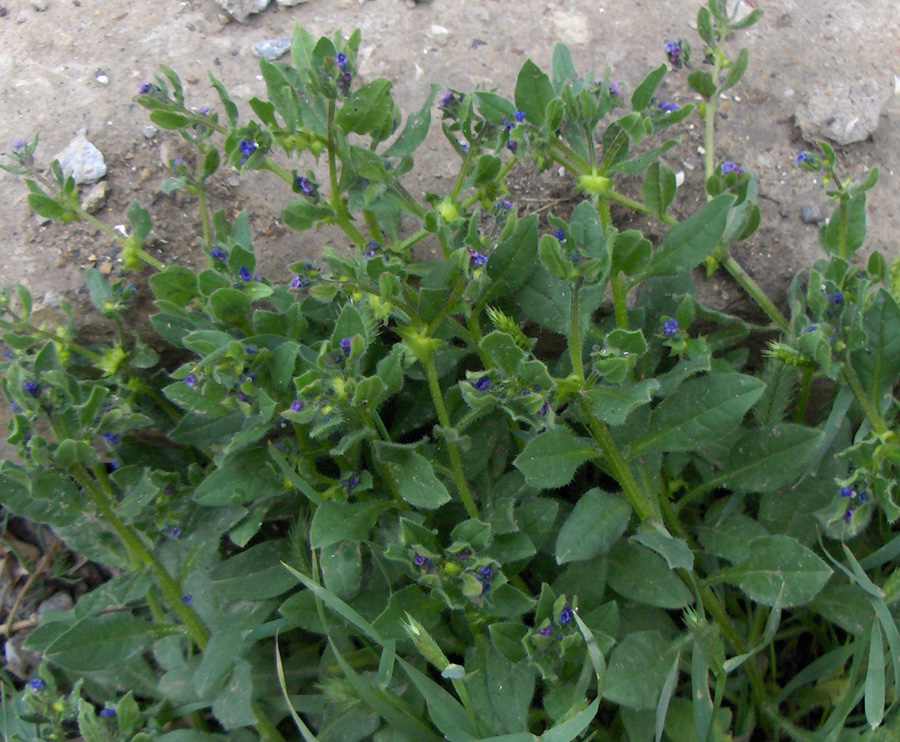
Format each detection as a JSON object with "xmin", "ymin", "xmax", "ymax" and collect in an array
[
  {"xmin": 839, "ymin": 486, "xmax": 869, "ymax": 522},
  {"xmin": 720, "ymin": 161, "xmax": 743, "ymax": 175},
  {"xmin": 664, "ymin": 39, "xmax": 685, "ymax": 68}
]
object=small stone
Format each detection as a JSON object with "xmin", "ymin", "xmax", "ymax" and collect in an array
[
  {"xmin": 185, "ymin": 74, "xmax": 198, "ymax": 84},
  {"xmin": 37, "ymin": 592, "xmax": 73, "ymax": 614},
  {"xmin": 4, "ymin": 634, "xmax": 40, "ymax": 680},
  {"xmin": 800, "ymin": 204, "xmax": 823, "ymax": 225},
  {"xmin": 29, "ymin": 0, "xmax": 48, "ymax": 10},
  {"xmin": 227, "ymin": 176, "xmax": 241, "ymax": 187},
  {"xmin": 53, "ymin": 134, "xmax": 107, "ymax": 184},
  {"xmin": 142, "ymin": 125, "xmax": 158, "ymax": 139},
  {"xmin": 215, "ymin": 0, "xmax": 271, "ymax": 22},
  {"xmin": 796, "ymin": 78, "xmax": 892, "ymax": 145},
  {"xmin": 428, "ymin": 24, "xmax": 451, "ymax": 47},
  {"xmin": 139, "ymin": 168, "xmax": 152, "ymax": 182},
  {"xmin": 252, "ymin": 37, "xmax": 291, "ymax": 61},
  {"xmin": 276, "ymin": 0, "xmax": 310, "ymax": 5},
  {"xmin": 81, "ymin": 181, "xmax": 109, "ymax": 214},
  {"xmin": 95, "ymin": 71, "xmax": 109, "ymax": 85}
]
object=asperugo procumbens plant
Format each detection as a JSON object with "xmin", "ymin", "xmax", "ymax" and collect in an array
[{"xmin": 2, "ymin": 3, "xmax": 900, "ymax": 740}]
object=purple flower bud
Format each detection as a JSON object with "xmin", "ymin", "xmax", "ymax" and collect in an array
[
  {"xmin": 473, "ymin": 375, "xmax": 491, "ymax": 391},
  {"xmin": 211, "ymin": 247, "xmax": 228, "ymax": 260},
  {"xmin": 559, "ymin": 605, "xmax": 573, "ymax": 625},
  {"xmin": 22, "ymin": 380, "xmax": 38, "ymax": 396},
  {"xmin": 507, "ymin": 139, "xmax": 518, "ymax": 152},
  {"xmin": 438, "ymin": 90, "xmax": 455, "ymax": 109},
  {"xmin": 183, "ymin": 374, "xmax": 197, "ymax": 388},
  {"xmin": 291, "ymin": 275, "xmax": 310, "ymax": 289},
  {"xmin": 663, "ymin": 318, "xmax": 679, "ymax": 336},
  {"xmin": 137, "ymin": 82, "xmax": 154, "ymax": 95},
  {"xmin": 796, "ymin": 151, "xmax": 814, "ymax": 165},
  {"xmin": 198, "ymin": 106, "xmax": 210, "ymax": 114},
  {"xmin": 296, "ymin": 176, "xmax": 315, "ymax": 196},
  {"xmin": 364, "ymin": 240, "xmax": 379, "ymax": 257},
  {"xmin": 99, "ymin": 708, "xmax": 116, "ymax": 717},
  {"xmin": 100, "ymin": 431, "xmax": 121, "ymax": 445},
  {"xmin": 468, "ymin": 249, "xmax": 488, "ymax": 266},
  {"xmin": 291, "ymin": 399, "xmax": 304, "ymax": 412},
  {"xmin": 840, "ymin": 487, "xmax": 854, "ymax": 498},
  {"xmin": 181, "ymin": 594, "xmax": 192, "ymax": 605},
  {"xmin": 343, "ymin": 474, "xmax": 359, "ymax": 491},
  {"xmin": 502, "ymin": 117, "xmax": 514, "ymax": 133},
  {"xmin": 170, "ymin": 526, "xmax": 181, "ymax": 538},
  {"xmin": 720, "ymin": 161, "xmax": 743, "ymax": 175},
  {"xmin": 609, "ymin": 81, "xmax": 622, "ymax": 97},
  {"xmin": 843, "ymin": 508, "xmax": 855, "ymax": 522},
  {"xmin": 339, "ymin": 337, "xmax": 352, "ymax": 356},
  {"xmin": 658, "ymin": 101, "xmax": 679, "ymax": 113},
  {"xmin": 664, "ymin": 39, "xmax": 682, "ymax": 64},
  {"xmin": 28, "ymin": 678, "xmax": 46, "ymax": 691},
  {"xmin": 538, "ymin": 401, "xmax": 549, "ymax": 416},
  {"xmin": 478, "ymin": 565, "xmax": 493, "ymax": 580},
  {"xmin": 239, "ymin": 266, "xmax": 252, "ymax": 281},
  {"xmin": 11, "ymin": 138, "xmax": 27, "ymax": 150},
  {"xmin": 859, "ymin": 491, "xmax": 870, "ymax": 503},
  {"xmin": 827, "ymin": 292, "xmax": 844, "ymax": 305},
  {"xmin": 413, "ymin": 553, "xmax": 426, "ymax": 566},
  {"xmin": 553, "ymin": 228, "xmax": 565, "ymax": 241},
  {"xmin": 539, "ymin": 625, "xmax": 552, "ymax": 636}
]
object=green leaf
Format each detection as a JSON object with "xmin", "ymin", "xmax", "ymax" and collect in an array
[
  {"xmin": 715, "ymin": 423, "xmax": 824, "ymax": 493},
  {"xmin": 866, "ymin": 618, "xmax": 885, "ymax": 730},
  {"xmin": 372, "ymin": 442, "xmax": 451, "ymax": 508},
  {"xmin": 474, "ymin": 91, "xmax": 517, "ymax": 124},
  {"xmin": 28, "ymin": 193, "xmax": 70, "ymax": 220},
  {"xmin": 851, "ymin": 288, "xmax": 900, "ymax": 406},
  {"xmin": 604, "ymin": 631, "xmax": 673, "ymax": 710},
  {"xmin": 209, "ymin": 73, "xmax": 239, "ymax": 126},
  {"xmin": 730, "ymin": 7, "xmax": 762, "ymax": 29},
  {"xmin": 607, "ymin": 542, "xmax": 694, "ymax": 609},
  {"xmin": 149, "ymin": 265, "xmax": 199, "ymax": 305},
  {"xmin": 282, "ymin": 200, "xmax": 335, "ymax": 232},
  {"xmin": 632, "ymin": 373, "xmax": 764, "ymax": 454},
  {"xmin": 336, "ymin": 79, "xmax": 396, "ymax": 136},
  {"xmin": 539, "ymin": 234, "xmax": 573, "ymax": 280},
  {"xmin": 383, "ymin": 84, "xmax": 439, "ymax": 158},
  {"xmin": 555, "ymin": 489, "xmax": 631, "ymax": 564},
  {"xmin": 212, "ymin": 658, "xmax": 256, "ymax": 730},
  {"xmin": 150, "ymin": 110, "xmax": 193, "ymax": 129},
  {"xmin": 713, "ymin": 535, "xmax": 832, "ymax": 607},
  {"xmin": 208, "ymin": 288, "xmax": 251, "ymax": 327},
  {"xmin": 484, "ymin": 214, "xmax": 539, "ymax": 300},
  {"xmin": 44, "ymin": 614, "xmax": 171, "ymax": 671},
  {"xmin": 310, "ymin": 501, "xmax": 386, "ymax": 548},
  {"xmin": 127, "ymin": 199, "xmax": 152, "ymax": 246},
  {"xmin": 551, "ymin": 43, "xmax": 577, "ymax": 90},
  {"xmin": 640, "ymin": 195, "xmax": 734, "ymax": 278},
  {"xmin": 514, "ymin": 59, "xmax": 554, "ymax": 126},
  {"xmin": 632, "ymin": 521, "xmax": 693, "ymax": 571},
  {"xmin": 721, "ymin": 48, "xmax": 749, "ymax": 91},
  {"xmin": 209, "ymin": 540, "xmax": 298, "ymax": 600},
  {"xmin": 584, "ymin": 379, "xmax": 659, "ymax": 426},
  {"xmin": 397, "ymin": 657, "xmax": 477, "ymax": 742},
  {"xmin": 687, "ymin": 70, "xmax": 718, "ymax": 99},
  {"xmin": 541, "ymin": 698, "xmax": 601, "ymax": 742},
  {"xmin": 193, "ymin": 629, "xmax": 244, "ymax": 698},
  {"xmin": 642, "ymin": 161, "xmax": 677, "ymax": 219},
  {"xmin": 193, "ymin": 447, "xmax": 283, "ymax": 506},
  {"xmin": 321, "ymin": 541, "xmax": 363, "ymax": 600},
  {"xmin": 697, "ymin": 7, "xmax": 714, "ymax": 44},
  {"xmin": 514, "ymin": 427, "xmax": 596, "ymax": 489},
  {"xmin": 823, "ymin": 192, "xmax": 867, "ymax": 258},
  {"xmin": 480, "ymin": 331, "xmax": 527, "ymax": 377},
  {"xmin": 630, "ymin": 64, "xmax": 668, "ymax": 111}
]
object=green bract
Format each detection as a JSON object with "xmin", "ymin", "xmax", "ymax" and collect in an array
[{"xmin": 3, "ymin": 6, "xmax": 900, "ymax": 740}]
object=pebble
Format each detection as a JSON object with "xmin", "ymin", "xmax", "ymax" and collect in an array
[
  {"xmin": 800, "ymin": 204, "xmax": 823, "ymax": 225},
  {"xmin": 29, "ymin": 0, "xmax": 48, "ymax": 10},
  {"xmin": 215, "ymin": 0, "xmax": 271, "ymax": 23},
  {"xmin": 142, "ymin": 125, "xmax": 158, "ymax": 139},
  {"xmin": 4, "ymin": 634, "xmax": 40, "ymax": 680},
  {"xmin": 81, "ymin": 181, "xmax": 109, "ymax": 213},
  {"xmin": 252, "ymin": 37, "xmax": 291, "ymax": 61},
  {"xmin": 37, "ymin": 592, "xmax": 73, "ymax": 614},
  {"xmin": 95, "ymin": 71, "xmax": 109, "ymax": 85},
  {"xmin": 275, "ymin": 0, "xmax": 310, "ymax": 5},
  {"xmin": 796, "ymin": 78, "xmax": 891, "ymax": 145},
  {"xmin": 428, "ymin": 24, "xmax": 451, "ymax": 47},
  {"xmin": 53, "ymin": 134, "xmax": 107, "ymax": 184}
]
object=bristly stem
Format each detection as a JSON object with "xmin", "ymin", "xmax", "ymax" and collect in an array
[
  {"xmin": 794, "ymin": 366, "xmax": 814, "ymax": 423},
  {"xmin": 568, "ymin": 279, "xmax": 584, "ymax": 381}
]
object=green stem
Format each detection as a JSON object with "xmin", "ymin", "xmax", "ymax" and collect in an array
[
  {"xmin": 581, "ymin": 401, "xmax": 657, "ymax": 521},
  {"xmin": 841, "ymin": 360, "xmax": 889, "ymax": 435},
  {"xmin": 395, "ymin": 228, "xmax": 429, "ymax": 255},
  {"xmin": 424, "ymin": 355, "xmax": 479, "ymax": 520},
  {"xmin": 721, "ymin": 256, "xmax": 789, "ymax": 331},
  {"xmin": 426, "ymin": 277, "xmax": 467, "ymax": 336},
  {"xmin": 569, "ymin": 280, "xmax": 584, "ymax": 381},
  {"xmin": 197, "ymin": 184, "xmax": 213, "ymax": 264},
  {"xmin": 551, "ymin": 138, "xmax": 592, "ymax": 174},
  {"xmin": 703, "ymin": 51, "xmax": 723, "ymax": 183},
  {"xmin": 838, "ymin": 197, "xmax": 848, "ymax": 260},
  {"xmin": 794, "ymin": 366, "xmax": 814, "ymax": 423},
  {"xmin": 611, "ymin": 274, "xmax": 629, "ymax": 330},
  {"xmin": 325, "ymin": 100, "xmax": 366, "ymax": 247},
  {"xmin": 70, "ymin": 464, "xmax": 209, "ymax": 650}
]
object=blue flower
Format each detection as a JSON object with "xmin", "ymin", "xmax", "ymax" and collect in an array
[
  {"xmin": 827, "ymin": 292, "xmax": 844, "ymax": 305},
  {"xmin": 336, "ymin": 52, "xmax": 348, "ymax": 70},
  {"xmin": 100, "ymin": 431, "xmax": 121, "ymax": 445},
  {"xmin": 506, "ymin": 139, "xmax": 518, "ymax": 152},
  {"xmin": 22, "ymin": 380, "xmax": 38, "ymax": 396},
  {"xmin": 478, "ymin": 565, "xmax": 493, "ymax": 581},
  {"xmin": 796, "ymin": 151, "xmax": 814, "ymax": 165},
  {"xmin": 859, "ymin": 491, "xmax": 870, "ymax": 503},
  {"xmin": 609, "ymin": 81, "xmax": 622, "ymax": 97},
  {"xmin": 553, "ymin": 228, "xmax": 565, "ymax": 241},
  {"xmin": 27, "ymin": 678, "xmax": 45, "ymax": 691},
  {"xmin": 169, "ymin": 526, "xmax": 182, "ymax": 538},
  {"xmin": 339, "ymin": 337, "xmax": 353, "ymax": 356},
  {"xmin": 364, "ymin": 240, "xmax": 379, "ymax": 257},
  {"xmin": 495, "ymin": 198, "xmax": 513, "ymax": 212},
  {"xmin": 559, "ymin": 605, "xmax": 573, "ymax": 625},
  {"xmin": 664, "ymin": 39, "xmax": 682, "ymax": 65},
  {"xmin": 239, "ymin": 266, "xmax": 252, "ymax": 281},
  {"xmin": 413, "ymin": 553, "xmax": 433, "ymax": 572},
  {"xmin": 502, "ymin": 117, "xmax": 514, "ymax": 132},
  {"xmin": 663, "ymin": 318, "xmax": 679, "ymax": 336},
  {"xmin": 290, "ymin": 399, "xmax": 304, "ymax": 412},
  {"xmin": 183, "ymin": 374, "xmax": 197, "ymax": 388},
  {"xmin": 658, "ymin": 101, "xmax": 679, "ymax": 113},
  {"xmin": 720, "ymin": 161, "xmax": 743, "ymax": 175},
  {"xmin": 514, "ymin": 110, "xmax": 526, "ymax": 122},
  {"xmin": 343, "ymin": 474, "xmax": 360, "ymax": 491},
  {"xmin": 211, "ymin": 247, "xmax": 228, "ymax": 260},
  {"xmin": 338, "ymin": 71, "xmax": 352, "ymax": 89},
  {"xmin": 539, "ymin": 625, "xmax": 552, "ymax": 637},
  {"xmin": 99, "ymin": 708, "xmax": 116, "ymax": 717},
  {"xmin": 468, "ymin": 249, "xmax": 488, "ymax": 266},
  {"xmin": 473, "ymin": 375, "xmax": 491, "ymax": 391},
  {"xmin": 12, "ymin": 138, "xmax": 27, "ymax": 150},
  {"xmin": 181, "ymin": 594, "xmax": 192, "ymax": 605},
  {"xmin": 239, "ymin": 139, "xmax": 258, "ymax": 163},
  {"xmin": 438, "ymin": 90, "xmax": 455, "ymax": 109},
  {"xmin": 137, "ymin": 82, "xmax": 154, "ymax": 95},
  {"xmin": 843, "ymin": 507, "xmax": 855, "ymax": 522},
  {"xmin": 840, "ymin": 486, "xmax": 854, "ymax": 498},
  {"xmin": 295, "ymin": 176, "xmax": 316, "ymax": 196}
]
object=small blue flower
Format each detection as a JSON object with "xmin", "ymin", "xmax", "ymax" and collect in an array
[
  {"xmin": 455, "ymin": 549, "xmax": 471, "ymax": 561},
  {"xmin": 211, "ymin": 247, "xmax": 228, "ymax": 260},
  {"xmin": 468, "ymin": 249, "xmax": 488, "ymax": 266},
  {"xmin": 137, "ymin": 82, "xmax": 154, "ymax": 95},
  {"xmin": 840, "ymin": 487, "xmax": 854, "ymax": 498},
  {"xmin": 859, "ymin": 491, "xmax": 870, "ymax": 503},
  {"xmin": 343, "ymin": 474, "xmax": 360, "ymax": 491},
  {"xmin": 198, "ymin": 106, "xmax": 210, "ymax": 114},
  {"xmin": 169, "ymin": 526, "xmax": 181, "ymax": 538},
  {"xmin": 338, "ymin": 71, "xmax": 352, "ymax": 88},
  {"xmin": 538, "ymin": 401, "xmax": 549, "ymax": 415},
  {"xmin": 291, "ymin": 399, "xmax": 304, "ymax": 412},
  {"xmin": 478, "ymin": 565, "xmax": 493, "ymax": 581},
  {"xmin": 514, "ymin": 110, "xmax": 526, "ymax": 122},
  {"xmin": 239, "ymin": 266, "xmax": 252, "ymax": 282},
  {"xmin": 181, "ymin": 594, "xmax": 192, "ymax": 605},
  {"xmin": 12, "ymin": 138, "xmax": 27, "ymax": 150},
  {"xmin": 808, "ymin": 324, "xmax": 817, "ymax": 332},
  {"xmin": 413, "ymin": 553, "xmax": 433, "ymax": 572},
  {"xmin": 183, "ymin": 374, "xmax": 197, "ymax": 388},
  {"xmin": 827, "ymin": 292, "xmax": 844, "ymax": 305},
  {"xmin": 296, "ymin": 176, "xmax": 316, "ymax": 196},
  {"xmin": 336, "ymin": 52, "xmax": 348, "ymax": 70},
  {"xmin": 502, "ymin": 117, "xmax": 514, "ymax": 132},
  {"xmin": 339, "ymin": 337, "xmax": 353, "ymax": 356},
  {"xmin": 27, "ymin": 678, "xmax": 45, "ymax": 691},
  {"xmin": 663, "ymin": 318, "xmax": 679, "ymax": 336},
  {"xmin": 658, "ymin": 101, "xmax": 679, "ymax": 113},
  {"xmin": 609, "ymin": 81, "xmax": 622, "ymax": 97},
  {"xmin": 22, "ymin": 380, "xmax": 38, "ymax": 396},
  {"xmin": 99, "ymin": 708, "xmax": 116, "ymax": 717},
  {"xmin": 553, "ymin": 228, "xmax": 565, "ymax": 241},
  {"xmin": 495, "ymin": 198, "xmax": 513, "ymax": 212},
  {"xmin": 720, "ymin": 161, "xmax": 743, "ymax": 175},
  {"xmin": 100, "ymin": 432, "xmax": 121, "ymax": 445},
  {"xmin": 843, "ymin": 507, "xmax": 855, "ymax": 523},
  {"xmin": 245, "ymin": 345, "xmax": 257, "ymax": 355},
  {"xmin": 473, "ymin": 375, "xmax": 491, "ymax": 391},
  {"xmin": 364, "ymin": 240, "xmax": 379, "ymax": 257},
  {"xmin": 291, "ymin": 275, "xmax": 310, "ymax": 289},
  {"xmin": 507, "ymin": 139, "xmax": 518, "ymax": 152},
  {"xmin": 664, "ymin": 39, "xmax": 682, "ymax": 65},
  {"xmin": 438, "ymin": 90, "xmax": 455, "ymax": 109},
  {"xmin": 539, "ymin": 625, "xmax": 552, "ymax": 636},
  {"xmin": 559, "ymin": 605, "xmax": 573, "ymax": 625},
  {"xmin": 239, "ymin": 139, "xmax": 258, "ymax": 164}
]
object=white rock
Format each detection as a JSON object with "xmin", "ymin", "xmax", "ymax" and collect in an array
[
  {"xmin": 53, "ymin": 135, "xmax": 107, "ymax": 184},
  {"xmin": 81, "ymin": 181, "xmax": 109, "ymax": 214},
  {"xmin": 795, "ymin": 78, "xmax": 892, "ymax": 145},
  {"xmin": 142, "ymin": 125, "xmax": 158, "ymax": 139},
  {"xmin": 29, "ymin": 0, "xmax": 48, "ymax": 10},
  {"xmin": 276, "ymin": 0, "xmax": 310, "ymax": 5},
  {"xmin": 215, "ymin": 0, "xmax": 271, "ymax": 22}
]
